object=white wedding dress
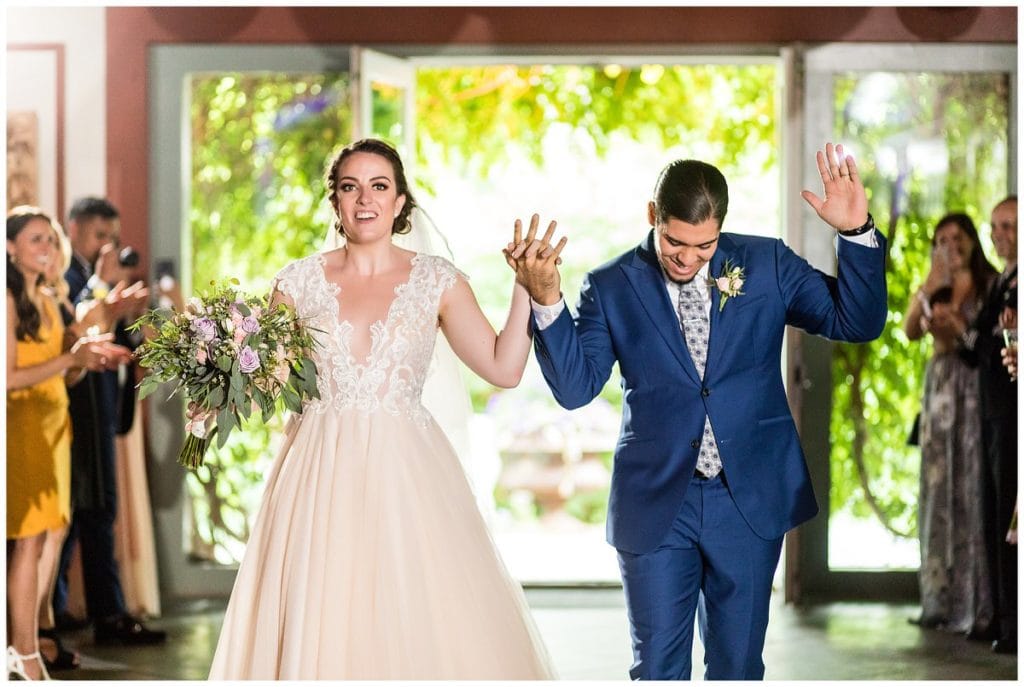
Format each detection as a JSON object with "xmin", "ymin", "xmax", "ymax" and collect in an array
[{"xmin": 209, "ymin": 252, "xmax": 554, "ymax": 679}]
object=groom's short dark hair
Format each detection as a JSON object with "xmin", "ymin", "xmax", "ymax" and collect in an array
[
  {"xmin": 652, "ymin": 159, "xmax": 729, "ymax": 229},
  {"xmin": 68, "ymin": 196, "xmax": 119, "ymax": 225}
]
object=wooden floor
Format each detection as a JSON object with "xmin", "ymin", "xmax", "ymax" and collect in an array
[{"xmin": 50, "ymin": 588, "xmax": 1017, "ymax": 681}]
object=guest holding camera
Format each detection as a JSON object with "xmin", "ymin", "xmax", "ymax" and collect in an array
[{"xmin": 52, "ymin": 197, "xmax": 165, "ymax": 645}]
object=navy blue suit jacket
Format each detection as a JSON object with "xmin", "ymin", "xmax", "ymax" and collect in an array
[
  {"xmin": 64, "ymin": 259, "xmax": 138, "ymax": 510},
  {"xmin": 533, "ymin": 229, "xmax": 887, "ymax": 554}
]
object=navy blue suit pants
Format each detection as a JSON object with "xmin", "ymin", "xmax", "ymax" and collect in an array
[
  {"xmin": 617, "ymin": 471, "xmax": 783, "ymax": 680},
  {"xmin": 53, "ymin": 417, "xmax": 127, "ymax": 621}
]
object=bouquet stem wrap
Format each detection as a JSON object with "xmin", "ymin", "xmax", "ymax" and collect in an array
[{"xmin": 179, "ymin": 434, "xmax": 211, "ymax": 470}]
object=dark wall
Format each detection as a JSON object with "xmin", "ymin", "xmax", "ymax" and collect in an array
[{"xmin": 106, "ymin": 5, "xmax": 1017, "ymax": 257}]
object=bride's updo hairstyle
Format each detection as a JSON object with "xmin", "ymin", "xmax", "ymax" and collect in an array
[{"xmin": 325, "ymin": 138, "xmax": 418, "ymax": 237}]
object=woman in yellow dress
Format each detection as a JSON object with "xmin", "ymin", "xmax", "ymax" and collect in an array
[
  {"xmin": 34, "ymin": 220, "xmax": 116, "ymax": 673},
  {"xmin": 6, "ymin": 207, "xmax": 128, "ymax": 680}
]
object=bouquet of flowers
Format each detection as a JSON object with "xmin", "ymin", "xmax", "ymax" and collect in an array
[{"xmin": 130, "ymin": 278, "xmax": 320, "ymax": 469}]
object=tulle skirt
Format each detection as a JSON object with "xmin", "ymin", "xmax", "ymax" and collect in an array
[{"xmin": 209, "ymin": 408, "xmax": 553, "ymax": 679}]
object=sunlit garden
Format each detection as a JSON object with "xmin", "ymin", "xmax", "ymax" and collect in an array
[{"xmin": 181, "ymin": 61, "xmax": 1007, "ymax": 581}]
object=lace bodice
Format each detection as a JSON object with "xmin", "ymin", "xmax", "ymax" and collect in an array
[{"xmin": 273, "ymin": 253, "xmax": 463, "ymax": 424}]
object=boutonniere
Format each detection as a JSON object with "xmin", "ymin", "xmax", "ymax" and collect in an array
[{"xmin": 708, "ymin": 259, "xmax": 745, "ymax": 312}]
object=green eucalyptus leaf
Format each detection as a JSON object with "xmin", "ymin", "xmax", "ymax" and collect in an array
[
  {"xmin": 216, "ymin": 407, "xmax": 235, "ymax": 448},
  {"xmin": 208, "ymin": 385, "xmax": 225, "ymax": 409}
]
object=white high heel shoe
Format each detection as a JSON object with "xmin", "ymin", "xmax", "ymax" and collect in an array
[{"xmin": 7, "ymin": 646, "xmax": 50, "ymax": 680}]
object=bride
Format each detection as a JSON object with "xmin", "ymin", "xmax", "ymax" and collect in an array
[{"xmin": 208, "ymin": 138, "xmax": 557, "ymax": 679}]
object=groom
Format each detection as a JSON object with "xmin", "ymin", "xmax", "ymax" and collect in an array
[{"xmin": 508, "ymin": 143, "xmax": 887, "ymax": 679}]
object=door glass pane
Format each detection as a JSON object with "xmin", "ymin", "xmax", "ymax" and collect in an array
[
  {"xmin": 415, "ymin": 61, "xmax": 781, "ymax": 582},
  {"xmin": 828, "ymin": 71, "xmax": 1009, "ymax": 570},
  {"xmin": 181, "ymin": 60, "xmax": 784, "ymax": 582},
  {"xmin": 186, "ymin": 71, "xmax": 352, "ymax": 564},
  {"xmin": 370, "ymin": 80, "xmax": 405, "ymax": 144}
]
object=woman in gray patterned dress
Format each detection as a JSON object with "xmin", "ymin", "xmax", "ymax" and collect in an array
[{"xmin": 904, "ymin": 213, "xmax": 998, "ymax": 636}]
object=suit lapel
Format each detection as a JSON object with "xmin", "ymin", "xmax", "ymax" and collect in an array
[
  {"xmin": 622, "ymin": 231, "xmax": 702, "ymax": 383},
  {"xmin": 705, "ymin": 233, "xmax": 744, "ymax": 376},
  {"xmin": 65, "ymin": 258, "xmax": 90, "ymax": 303}
]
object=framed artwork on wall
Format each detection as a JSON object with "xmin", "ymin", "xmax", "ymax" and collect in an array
[
  {"xmin": 6, "ymin": 44, "xmax": 64, "ymax": 220},
  {"xmin": 7, "ymin": 111, "xmax": 39, "ymax": 209}
]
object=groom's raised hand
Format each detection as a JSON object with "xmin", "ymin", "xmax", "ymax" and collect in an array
[
  {"xmin": 503, "ymin": 213, "xmax": 567, "ymax": 306},
  {"xmin": 800, "ymin": 142, "xmax": 870, "ymax": 232}
]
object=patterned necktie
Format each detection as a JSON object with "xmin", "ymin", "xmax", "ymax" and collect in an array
[{"xmin": 678, "ymin": 279, "xmax": 723, "ymax": 478}]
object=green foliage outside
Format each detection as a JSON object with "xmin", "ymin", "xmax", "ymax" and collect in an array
[
  {"xmin": 190, "ymin": 73, "xmax": 350, "ymax": 291},
  {"xmin": 187, "ymin": 64, "xmax": 1008, "ymax": 566},
  {"xmin": 828, "ymin": 72, "xmax": 1009, "ymax": 542},
  {"xmin": 416, "ymin": 63, "xmax": 778, "ymax": 527},
  {"xmin": 187, "ymin": 73, "xmax": 351, "ymax": 562},
  {"xmin": 416, "ymin": 63, "xmax": 778, "ymax": 416},
  {"xmin": 186, "ymin": 62, "xmax": 790, "ymax": 561},
  {"xmin": 416, "ymin": 64, "xmax": 775, "ymax": 172}
]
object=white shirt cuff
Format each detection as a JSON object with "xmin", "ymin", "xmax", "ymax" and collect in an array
[
  {"xmin": 531, "ymin": 297, "xmax": 566, "ymax": 331},
  {"xmin": 838, "ymin": 229, "xmax": 879, "ymax": 248}
]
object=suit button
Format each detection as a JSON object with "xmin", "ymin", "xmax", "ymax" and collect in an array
[
  {"xmin": 690, "ymin": 440, "xmax": 700, "ymax": 449},
  {"xmin": 702, "ymin": 387, "xmax": 711, "ymax": 397}
]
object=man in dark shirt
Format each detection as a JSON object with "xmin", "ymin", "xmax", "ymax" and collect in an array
[
  {"xmin": 958, "ymin": 195, "xmax": 1017, "ymax": 654},
  {"xmin": 55, "ymin": 196, "xmax": 166, "ymax": 645}
]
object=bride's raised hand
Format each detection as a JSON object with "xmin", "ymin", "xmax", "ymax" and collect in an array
[
  {"xmin": 503, "ymin": 215, "xmax": 564, "ymax": 289},
  {"xmin": 503, "ymin": 216, "xmax": 526, "ymax": 276},
  {"xmin": 504, "ymin": 213, "xmax": 564, "ymax": 263},
  {"xmin": 505, "ymin": 214, "xmax": 567, "ymax": 305}
]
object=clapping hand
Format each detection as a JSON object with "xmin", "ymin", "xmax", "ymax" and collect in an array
[
  {"xmin": 1002, "ymin": 346, "xmax": 1018, "ymax": 382},
  {"xmin": 801, "ymin": 142, "xmax": 870, "ymax": 232},
  {"xmin": 502, "ymin": 214, "xmax": 567, "ymax": 306},
  {"xmin": 94, "ymin": 244, "xmax": 150, "ymax": 322},
  {"xmin": 70, "ymin": 332, "xmax": 132, "ymax": 371},
  {"xmin": 107, "ymin": 279, "xmax": 150, "ymax": 321},
  {"xmin": 74, "ymin": 280, "xmax": 151, "ymax": 335}
]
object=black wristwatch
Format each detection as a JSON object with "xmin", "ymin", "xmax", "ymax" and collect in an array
[{"xmin": 838, "ymin": 213, "xmax": 875, "ymax": 237}]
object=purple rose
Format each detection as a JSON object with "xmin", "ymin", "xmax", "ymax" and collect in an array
[
  {"xmin": 193, "ymin": 317, "xmax": 217, "ymax": 342},
  {"xmin": 238, "ymin": 346, "xmax": 261, "ymax": 374},
  {"xmin": 241, "ymin": 315, "xmax": 260, "ymax": 334}
]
